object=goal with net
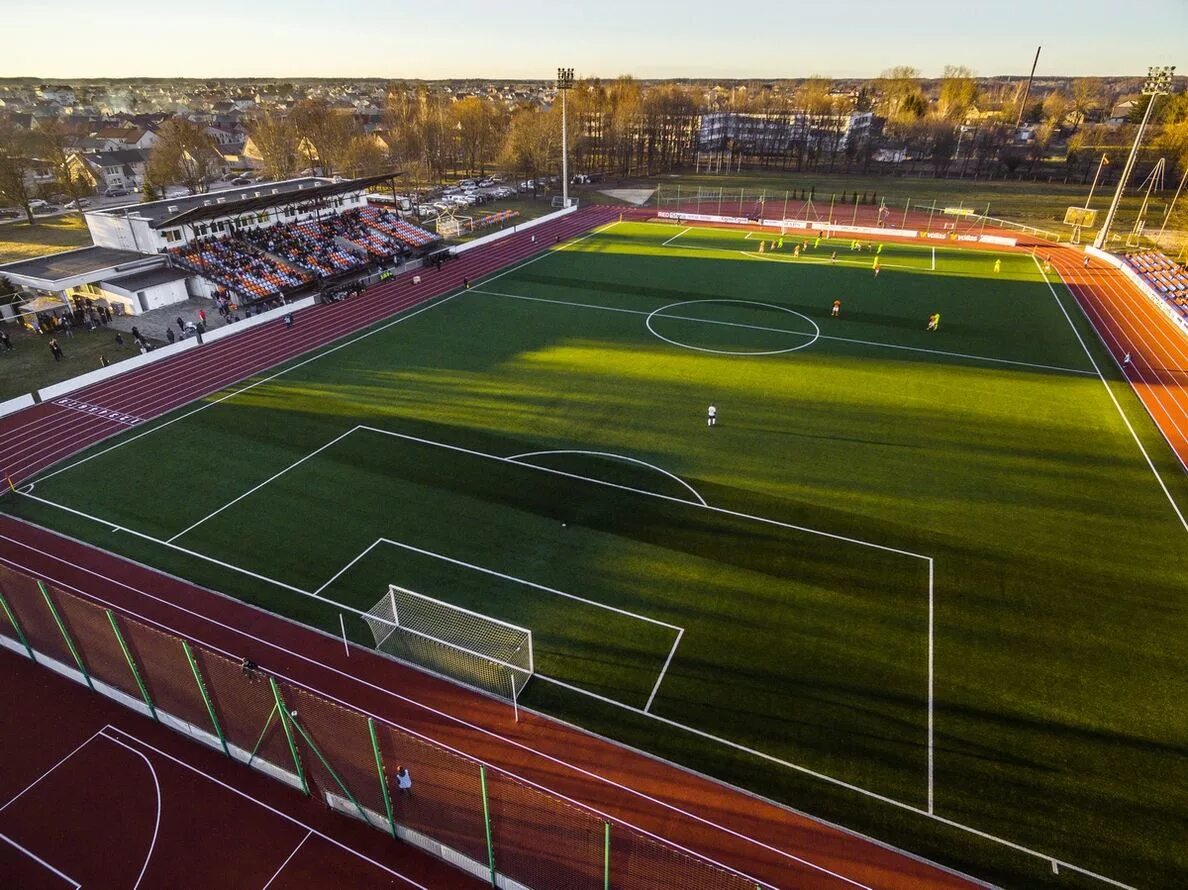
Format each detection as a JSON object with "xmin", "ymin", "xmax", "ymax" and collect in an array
[{"xmin": 363, "ymin": 585, "xmax": 533, "ymax": 718}]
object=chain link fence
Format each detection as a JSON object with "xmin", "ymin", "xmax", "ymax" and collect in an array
[{"xmin": 0, "ymin": 562, "xmax": 768, "ymax": 890}]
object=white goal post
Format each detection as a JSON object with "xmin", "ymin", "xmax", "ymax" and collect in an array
[{"xmin": 363, "ymin": 585, "xmax": 534, "ymax": 719}]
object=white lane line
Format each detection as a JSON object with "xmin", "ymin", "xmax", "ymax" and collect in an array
[
  {"xmin": 0, "ymin": 729, "xmax": 104, "ymax": 814},
  {"xmin": 0, "ymin": 832, "xmax": 81, "ymax": 888},
  {"xmin": 1036, "ymin": 257, "xmax": 1187, "ymax": 534},
  {"xmin": 260, "ymin": 829, "xmax": 312, "ymax": 890},
  {"xmin": 99, "ymin": 727, "xmax": 430, "ymax": 889}
]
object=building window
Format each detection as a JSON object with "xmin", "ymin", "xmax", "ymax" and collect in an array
[{"xmin": 162, "ymin": 229, "xmax": 181, "ymax": 243}]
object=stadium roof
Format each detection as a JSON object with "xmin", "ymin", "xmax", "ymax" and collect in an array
[{"xmin": 144, "ymin": 172, "xmax": 402, "ymax": 230}]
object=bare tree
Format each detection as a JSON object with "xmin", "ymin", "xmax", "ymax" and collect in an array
[
  {"xmin": 1070, "ymin": 78, "xmax": 1105, "ymax": 132},
  {"xmin": 291, "ymin": 99, "xmax": 361, "ymax": 177},
  {"xmin": 148, "ymin": 118, "xmax": 223, "ymax": 194},
  {"xmin": 247, "ymin": 112, "xmax": 302, "ymax": 181},
  {"xmin": 0, "ymin": 120, "xmax": 40, "ymax": 223},
  {"xmin": 938, "ymin": 66, "xmax": 977, "ymax": 122},
  {"xmin": 36, "ymin": 119, "xmax": 92, "ymax": 207}
]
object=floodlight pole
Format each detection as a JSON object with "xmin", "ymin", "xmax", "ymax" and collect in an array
[
  {"xmin": 1093, "ymin": 66, "xmax": 1175, "ymax": 249},
  {"xmin": 557, "ymin": 67, "xmax": 575, "ymax": 208},
  {"xmin": 1084, "ymin": 154, "xmax": 1108, "ymax": 209}
]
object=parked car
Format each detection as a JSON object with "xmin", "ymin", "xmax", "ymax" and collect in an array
[
  {"xmin": 103, "ymin": 188, "xmax": 129, "ymax": 198},
  {"xmin": 0, "ymin": 207, "xmax": 21, "ymax": 219},
  {"xmin": 416, "ymin": 204, "xmax": 438, "ymax": 217},
  {"xmin": 458, "ymin": 179, "xmax": 477, "ymax": 189},
  {"xmin": 230, "ymin": 176, "xmax": 254, "ymax": 186}
]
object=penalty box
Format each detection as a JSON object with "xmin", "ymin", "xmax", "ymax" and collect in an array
[{"xmin": 176, "ymin": 424, "xmax": 933, "ymax": 747}]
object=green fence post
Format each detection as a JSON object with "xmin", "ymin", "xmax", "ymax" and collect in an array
[
  {"xmin": 603, "ymin": 821, "xmax": 611, "ymax": 890},
  {"xmin": 368, "ymin": 718, "xmax": 397, "ymax": 839},
  {"xmin": 182, "ymin": 640, "xmax": 229, "ymax": 757},
  {"xmin": 288, "ymin": 713, "xmax": 369, "ymax": 824},
  {"xmin": 0, "ymin": 588, "xmax": 35, "ymax": 661},
  {"xmin": 269, "ymin": 678, "xmax": 309, "ymax": 797},
  {"xmin": 105, "ymin": 610, "xmax": 156, "ymax": 722},
  {"xmin": 480, "ymin": 765, "xmax": 497, "ymax": 886},
  {"xmin": 38, "ymin": 582, "xmax": 92, "ymax": 691}
]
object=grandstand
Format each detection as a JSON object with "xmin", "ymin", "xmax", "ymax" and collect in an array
[
  {"xmin": 0, "ymin": 173, "xmax": 440, "ymax": 317},
  {"xmin": 1125, "ymin": 250, "xmax": 1188, "ymax": 310}
]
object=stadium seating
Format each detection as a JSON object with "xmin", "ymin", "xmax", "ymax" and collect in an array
[
  {"xmin": 172, "ymin": 238, "xmax": 310, "ymax": 299},
  {"xmin": 358, "ymin": 207, "xmax": 439, "ymax": 249},
  {"xmin": 1124, "ymin": 251, "xmax": 1188, "ymax": 314}
]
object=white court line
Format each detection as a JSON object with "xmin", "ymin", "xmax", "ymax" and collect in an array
[
  {"xmin": 660, "ymin": 225, "xmax": 691, "ymax": 247},
  {"xmin": 0, "ymin": 546, "xmax": 1091, "ymax": 889},
  {"xmin": 101, "ymin": 734, "xmax": 162, "ymax": 890},
  {"xmin": 740, "ymin": 249, "xmax": 920, "ymax": 273},
  {"xmin": 0, "ymin": 832, "xmax": 81, "ymax": 888},
  {"xmin": 99, "ymin": 728, "xmax": 428, "ymax": 889},
  {"xmin": 472, "ymin": 288, "xmax": 1097, "ymax": 376},
  {"xmin": 507, "ymin": 449, "xmax": 708, "ymax": 507},
  {"xmin": 0, "ymin": 728, "xmax": 104, "ymax": 813},
  {"xmin": 1036, "ymin": 257, "xmax": 1188, "ymax": 534},
  {"xmin": 261, "ymin": 829, "xmax": 312, "ymax": 890},
  {"xmin": 645, "ymin": 628, "xmax": 683, "ymax": 713},
  {"xmin": 168, "ymin": 427, "xmax": 361, "ymax": 543}
]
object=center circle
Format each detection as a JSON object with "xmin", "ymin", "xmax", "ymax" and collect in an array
[{"xmin": 645, "ymin": 299, "xmax": 821, "ymax": 356}]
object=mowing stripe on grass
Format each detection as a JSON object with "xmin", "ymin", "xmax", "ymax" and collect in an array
[{"xmin": 472, "ymin": 287, "xmax": 1098, "ymax": 376}]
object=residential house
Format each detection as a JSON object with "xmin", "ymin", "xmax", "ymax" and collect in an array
[{"xmin": 68, "ymin": 149, "xmax": 150, "ymax": 193}]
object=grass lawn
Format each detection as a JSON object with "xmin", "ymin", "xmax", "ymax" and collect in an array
[
  {"xmin": 0, "ymin": 214, "xmax": 92, "ymax": 264},
  {"xmin": 5, "ymin": 222, "xmax": 1187, "ymax": 888},
  {"xmin": 0, "ymin": 322, "xmax": 162, "ymax": 401}
]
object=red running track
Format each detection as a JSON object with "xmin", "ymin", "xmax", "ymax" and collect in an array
[
  {"xmin": 0, "ymin": 205, "xmax": 623, "ymax": 485},
  {"xmin": 1047, "ymin": 250, "xmax": 1188, "ymax": 473},
  {"xmin": 0, "ymin": 642, "xmax": 477, "ymax": 889},
  {"xmin": 0, "ymin": 206, "xmax": 984, "ymax": 888}
]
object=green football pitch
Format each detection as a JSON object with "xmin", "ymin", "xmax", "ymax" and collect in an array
[{"xmin": 8, "ymin": 221, "xmax": 1188, "ymax": 888}]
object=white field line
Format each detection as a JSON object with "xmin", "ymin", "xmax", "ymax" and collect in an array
[
  {"xmin": 0, "ymin": 833, "xmax": 81, "ymax": 888},
  {"xmin": 372, "ymin": 538, "xmax": 682, "ymax": 632},
  {"xmin": 507, "ymin": 449, "xmax": 708, "ymax": 507},
  {"xmin": 99, "ymin": 729, "xmax": 428, "ymax": 890},
  {"xmin": 359, "ymin": 425, "xmax": 930, "ymax": 561},
  {"xmin": 927, "ymin": 558, "xmax": 935, "ymax": 816},
  {"xmin": 0, "ymin": 546, "xmax": 1108, "ymax": 889},
  {"xmin": 741, "ymin": 250, "xmax": 920, "ymax": 273},
  {"xmin": 261, "ymin": 830, "xmax": 312, "ymax": 890},
  {"xmin": 169, "ymin": 427, "xmax": 362, "ymax": 542},
  {"xmin": 645, "ymin": 628, "xmax": 683, "ymax": 713},
  {"xmin": 31, "ymin": 290, "xmax": 465, "ymax": 487},
  {"xmin": 313, "ymin": 537, "xmax": 387, "ymax": 596},
  {"xmin": 106, "ymin": 734, "xmax": 162, "ymax": 890},
  {"xmin": 472, "ymin": 287, "xmax": 1097, "ymax": 377},
  {"xmin": 27, "ymin": 220, "xmax": 618, "ymax": 491},
  {"xmin": 0, "ymin": 728, "xmax": 104, "ymax": 813},
  {"xmin": 661, "ymin": 225, "xmax": 691, "ymax": 247},
  {"xmin": 1036, "ymin": 257, "xmax": 1188, "ymax": 534}
]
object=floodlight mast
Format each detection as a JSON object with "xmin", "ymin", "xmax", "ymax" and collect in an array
[
  {"xmin": 1093, "ymin": 66, "xmax": 1176, "ymax": 249},
  {"xmin": 557, "ymin": 67, "xmax": 575, "ymax": 208}
]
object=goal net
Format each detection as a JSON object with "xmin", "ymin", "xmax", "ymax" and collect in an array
[{"xmin": 363, "ymin": 586, "xmax": 533, "ymax": 707}]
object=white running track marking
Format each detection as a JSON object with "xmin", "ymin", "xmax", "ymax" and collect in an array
[{"xmin": 0, "ymin": 833, "xmax": 81, "ymax": 888}]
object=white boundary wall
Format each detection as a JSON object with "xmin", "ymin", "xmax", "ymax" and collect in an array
[
  {"xmin": 0, "ymin": 394, "xmax": 36, "ymax": 419},
  {"xmin": 1086, "ymin": 246, "xmax": 1188, "ymax": 338},
  {"xmin": 657, "ymin": 210, "xmax": 1017, "ymax": 247},
  {"xmin": 453, "ymin": 205, "xmax": 577, "ymax": 255},
  {"xmin": 29, "ymin": 297, "xmax": 317, "ymax": 404}
]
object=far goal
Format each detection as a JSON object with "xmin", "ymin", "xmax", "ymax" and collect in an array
[{"xmin": 363, "ymin": 585, "xmax": 533, "ymax": 718}]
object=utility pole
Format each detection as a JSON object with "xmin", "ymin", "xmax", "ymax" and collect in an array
[
  {"xmin": 1093, "ymin": 66, "xmax": 1175, "ymax": 250},
  {"xmin": 1014, "ymin": 46, "xmax": 1042, "ymax": 130},
  {"xmin": 557, "ymin": 67, "xmax": 575, "ymax": 208}
]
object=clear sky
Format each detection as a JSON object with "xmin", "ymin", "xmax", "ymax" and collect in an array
[{"xmin": 0, "ymin": 0, "xmax": 1182, "ymax": 80}]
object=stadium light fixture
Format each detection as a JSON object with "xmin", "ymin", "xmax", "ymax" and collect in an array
[
  {"xmin": 557, "ymin": 67, "xmax": 575, "ymax": 209},
  {"xmin": 1093, "ymin": 65, "xmax": 1176, "ymax": 249}
]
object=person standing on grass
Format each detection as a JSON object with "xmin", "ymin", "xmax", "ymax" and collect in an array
[
  {"xmin": 99, "ymin": 354, "xmax": 110, "ymax": 368},
  {"xmin": 707, "ymin": 404, "xmax": 717, "ymax": 427},
  {"xmin": 830, "ymin": 251, "xmax": 837, "ymax": 264},
  {"xmin": 48, "ymin": 337, "xmax": 64, "ymax": 362},
  {"xmin": 873, "ymin": 258, "xmax": 880, "ymax": 277},
  {"xmin": 0, "ymin": 330, "xmax": 12, "ymax": 352},
  {"xmin": 927, "ymin": 312, "xmax": 941, "ymax": 332},
  {"xmin": 394, "ymin": 766, "xmax": 412, "ymax": 797},
  {"xmin": 176, "ymin": 316, "xmax": 185, "ymax": 335},
  {"xmin": 832, "ymin": 299, "xmax": 841, "ymax": 318},
  {"xmin": 994, "ymin": 258, "xmax": 1002, "ymax": 274},
  {"xmin": 115, "ymin": 331, "xmax": 125, "ymax": 349}
]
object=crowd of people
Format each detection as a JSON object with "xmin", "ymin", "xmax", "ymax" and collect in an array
[
  {"xmin": 240, "ymin": 220, "xmax": 366, "ymax": 276},
  {"xmin": 173, "ymin": 237, "xmax": 310, "ymax": 299}
]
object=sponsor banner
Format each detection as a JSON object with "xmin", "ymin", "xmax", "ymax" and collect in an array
[{"xmin": 658, "ymin": 211, "xmax": 753, "ymax": 225}]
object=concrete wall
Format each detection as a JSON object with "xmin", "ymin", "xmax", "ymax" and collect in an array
[{"xmin": 453, "ymin": 205, "xmax": 578, "ymax": 255}]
